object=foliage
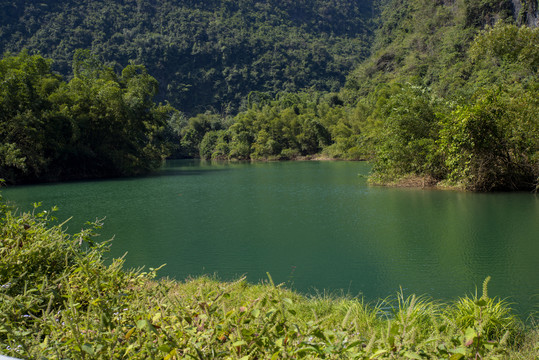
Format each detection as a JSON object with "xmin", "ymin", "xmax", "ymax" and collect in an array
[
  {"xmin": 176, "ymin": 112, "xmax": 229, "ymax": 159},
  {"xmin": 0, "ymin": 0, "xmax": 374, "ymax": 114},
  {"xmin": 2, "ymin": 2, "xmax": 538, "ymax": 191},
  {"xmin": 165, "ymin": 2, "xmax": 538, "ymax": 192},
  {"xmin": 445, "ymin": 277, "xmax": 519, "ymax": 342},
  {"xmin": 0, "ymin": 51, "xmax": 172, "ymax": 184},
  {"xmin": 344, "ymin": 0, "xmax": 527, "ymax": 101},
  {"xmin": 366, "ymin": 84, "xmax": 446, "ymax": 184},
  {"xmin": 442, "ymin": 276, "xmax": 520, "ymax": 359},
  {"xmin": 183, "ymin": 92, "xmax": 365, "ymax": 161},
  {"xmin": 438, "ymin": 88, "xmax": 538, "ymax": 191},
  {"xmin": 0, "ymin": 51, "xmax": 63, "ymax": 182},
  {"xmin": 357, "ymin": 18, "xmax": 539, "ymax": 191},
  {"xmin": 469, "ymin": 22, "xmax": 539, "ymax": 74},
  {"xmin": 1, "ymin": 198, "xmax": 538, "ymax": 359}
]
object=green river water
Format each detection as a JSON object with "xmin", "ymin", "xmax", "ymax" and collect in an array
[{"xmin": 2, "ymin": 160, "xmax": 538, "ymax": 315}]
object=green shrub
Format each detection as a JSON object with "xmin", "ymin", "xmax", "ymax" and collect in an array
[{"xmin": 446, "ymin": 277, "xmax": 519, "ymax": 341}]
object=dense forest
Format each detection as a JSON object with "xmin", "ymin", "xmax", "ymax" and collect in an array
[
  {"xmin": 0, "ymin": 0, "xmax": 374, "ymax": 114},
  {"xmin": 341, "ymin": 0, "xmax": 539, "ymax": 191},
  {"xmin": 171, "ymin": 0, "xmax": 539, "ymax": 191},
  {"xmin": 0, "ymin": 50, "xmax": 173, "ymax": 183},
  {"xmin": 1, "ymin": 0, "xmax": 538, "ymax": 190}
]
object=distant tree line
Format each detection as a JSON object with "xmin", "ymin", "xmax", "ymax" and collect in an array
[{"xmin": 168, "ymin": 92, "xmax": 363, "ymax": 161}]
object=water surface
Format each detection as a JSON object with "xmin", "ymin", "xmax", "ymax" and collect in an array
[{"xmin": 3, "ymin": 160, "xmax": 538, "ymax": 315}]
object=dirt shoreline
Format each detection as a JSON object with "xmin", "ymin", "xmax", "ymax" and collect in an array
[{"xmin": 369, "ymin": 174, "xmax": 466, "ymax": 191}]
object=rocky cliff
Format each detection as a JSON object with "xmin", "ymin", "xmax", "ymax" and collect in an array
[{"xmin": 512, "ymin": 0, "xmax": 538, "ymax": 27}]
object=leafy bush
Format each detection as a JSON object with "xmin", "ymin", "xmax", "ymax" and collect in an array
[{"xmin": 439, "ymin": 88, "xmax": 538, "ymax": 191}]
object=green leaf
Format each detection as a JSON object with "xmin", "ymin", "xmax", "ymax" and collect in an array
[
  {"xmin": 136, "ymin": 319, "xmax": 148, "ymax": 329},
  {"xmin": 282, "ymin": 297, "xmax": 293, "ymax": 305},
  {"xmin": 124, "ymin": 343, "xmax": 136, "ymax": 356},
  {"xmin": 294, "ymin": 346, "xmax": 319, "ymax": 355},
  {"xmin": 81, "ymin": 343, "xmax": 94, "ymax": 355},
  {"xmin": 136, "ymin": 319, "xmax": 157, "ymax": 333},
  {"xmin": 125, "ymin": 327, "xmax": 135, "ymax": 340},
  {"xmin": 164, "ymin": 349, "xmax": 177, "ymax": 360},
  {"xmin": 370, "ymin": 349, "xmax": 388, "ymax": 359},
  {"xmin": 449, "ymin": 347, "xmax": 468, "ymax": 355},
  {"xmin": 39, "ymin": 336, "xmax": 49, "ymax": 350},
  {"xmin": 464, "ymin": 327, "xmax": 477, "ymax": 346},
  {"xmin": 159, "ymin": 344, "xmax": 172, "ymax": 353},
  {"xmin": 404, "ymin": 351, "xmax": 423, "ymax": 359},
  {"xmin": 233, "ymin": 340, "xmax": 247, "ymax": 347}
]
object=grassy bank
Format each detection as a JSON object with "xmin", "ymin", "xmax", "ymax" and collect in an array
[{"xmin": 1, "ymin": 199, "xmax": 538, "ymax": 359}]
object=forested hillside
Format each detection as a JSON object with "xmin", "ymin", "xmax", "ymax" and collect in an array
[
  {"xmin": 187, "ymin": 0, "xmax": 538, "ymax": 191},
  {"xmin": 341, "ymin": 0, "xmax": 539, "ymax": 191},
  {"xmin": 1, "ymin": 0, "xmax": 538, "ymax": 190},
  {"xmin": 0, "ymin": 0, "xmax": 374, "ymax": 114},
  {"xmin": 345, "ymin": 0, "xmax": 538, "ymax": 99}
]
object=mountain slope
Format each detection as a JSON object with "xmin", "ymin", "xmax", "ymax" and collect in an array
[
  {"xmin": 340, "ymin": 0, "xmax": 538, "ymax": 191},
  {"xmin": 0, "ymin": 0, "xmax": 375, "ymax": 114},
  {"xmin": 344, "ymin": 0, "xmax": 538, "ymax": 100}
]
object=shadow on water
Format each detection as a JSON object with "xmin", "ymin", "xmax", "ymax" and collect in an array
[
  {"xmin": 147, "ymin": 158, "xmax": 251, "ymax": 178},
  {"xmin": 1, "ymin": 159, "xmax": 232, "ymax": 189},
  {"xmin": 148, "ymin": 168, "xmax": 231, "ymax": 178}
]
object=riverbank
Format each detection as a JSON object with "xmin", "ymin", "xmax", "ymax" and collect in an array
[
  {"xmin": 367, "ymin": 173, "xmax": 470, "ymax": 191},
  {"xmin": 1, "ymin": 199, "xmax": 538, "ymax": 359}
]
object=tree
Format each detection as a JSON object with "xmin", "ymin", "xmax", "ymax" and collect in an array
[
  {"xmin": 0, "ymin": 51, "xmax": 173, "ymax": 183},
  {"xmin": 439, "ymin": 88, "xmax": 538, "ymax": 191},
  {"xmin": 369, "ymin": 84, "xmax": 444, "ymax": 182},
  {"xmin": 0, "ymin": 51, "xmax": 64, "ymax": 182}
]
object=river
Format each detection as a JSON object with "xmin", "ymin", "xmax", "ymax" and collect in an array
[{"xmin": 2, "ymin": 160, "xmax": 538, "ymax": 316}]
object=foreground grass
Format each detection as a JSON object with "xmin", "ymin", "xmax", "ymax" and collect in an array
[{"xmin": 1, "ymin": 199, "xmax": 538, "ymax": 359}]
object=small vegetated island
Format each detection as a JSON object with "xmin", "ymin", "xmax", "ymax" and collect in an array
[{"xmin": 1, "ymin": 0, "xmax": 538, "ymax": 358}]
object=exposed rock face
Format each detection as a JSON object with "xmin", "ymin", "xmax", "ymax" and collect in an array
[{"xmin": 512, "ymin": 0, "xmax": 538, "ymax": 27}]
